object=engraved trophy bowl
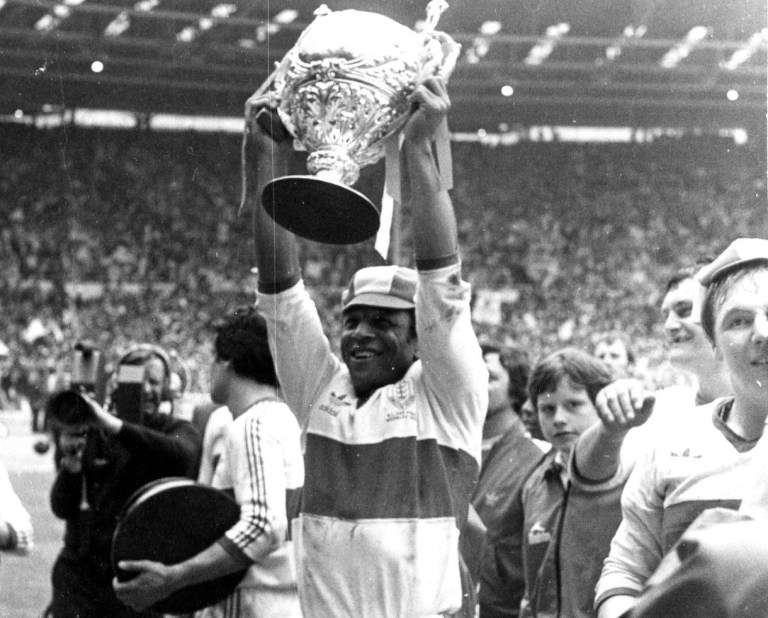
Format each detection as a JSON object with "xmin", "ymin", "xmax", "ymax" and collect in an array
[{"xmin": 254, "ymin": 2, "xmax": 459, "ymax": 244}]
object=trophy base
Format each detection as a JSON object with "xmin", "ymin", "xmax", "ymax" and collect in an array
[{"xmin": 262, "ymin": 176, "xmax": 380, "ymax": 245}]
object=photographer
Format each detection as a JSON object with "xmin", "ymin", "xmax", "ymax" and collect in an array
[{"xmin": 48, "ymin": 345, "xmax": 202, "ymax": 618}]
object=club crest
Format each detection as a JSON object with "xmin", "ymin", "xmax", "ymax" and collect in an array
[{"xmin": 386, "ymin": 380, "xmax": 416, "ymax": 411}]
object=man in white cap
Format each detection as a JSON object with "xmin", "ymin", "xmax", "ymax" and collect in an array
[
  {"xmin": 249, "ymin": 77, "xmax": 487, "ymax": 617},
  {"xmin": 596, "ymin": 238, "xmax": 768, "ymax": 618}
]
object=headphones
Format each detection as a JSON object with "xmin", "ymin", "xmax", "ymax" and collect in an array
[{"xmin": 116, "ymin": 344, "xmax": 174, "ymax": 402}]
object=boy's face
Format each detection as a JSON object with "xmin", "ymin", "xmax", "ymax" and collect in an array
[
  {"xmin": 536, "ymin": 378, "xmax": 599, "ymax": 458},
  {"xmin": 340, "ymin": 306, "xmax": 417, "ymax": 400},
  {"xmin": 713, "ymin": 269, "xmax": 768, "ymax": 400}
]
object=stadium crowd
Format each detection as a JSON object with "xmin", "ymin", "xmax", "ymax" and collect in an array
[
  {"xmin": 0, "ymin": 80, "xmax": 767, "ymax": 618},
  {"xmin": 0, "ymin": 123, "xmax": 763, "ymax": 399}
]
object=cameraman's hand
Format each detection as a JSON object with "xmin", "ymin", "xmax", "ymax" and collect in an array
[
  {"xmin": 77, "ymin": 392, "xmax": 124, "ymax": 435},
  {"xmin": 58, "ymin": 433, "xmax": 86, "ymax": 473}
]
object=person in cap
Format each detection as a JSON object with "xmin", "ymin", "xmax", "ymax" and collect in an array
[
  {"xmin": 248, "ymin": 76, "xmax": 487, "ymax": 617},
  {"xmin": 596, "ymin": 238, "xmax": 768, "ymax": 618}
]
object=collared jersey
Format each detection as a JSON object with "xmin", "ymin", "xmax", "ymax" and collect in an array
[
  {"xmin": 258, "ymin": 261, "xmax": 487, "ymax": 618},
  {"xmin": 208, "ymin": 400, "xmax": 304, "ymax": 618},
  {"xmin": 595, "ymin": 397, "xmax": 759, "ymax": 608}
]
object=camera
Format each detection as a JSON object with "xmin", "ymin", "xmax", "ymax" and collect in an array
[
  {"xmin": 71, "ymin": 341, "xmax": 107, "ymax": 405},
  {"xmin": 47, "ymin": 341, "xmax": 107, "ymax": 428}
]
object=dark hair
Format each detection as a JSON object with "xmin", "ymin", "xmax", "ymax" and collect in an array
[
  {"xmin": 481, "ymin": 343, "xmax": 531, "ymax": 414},
  {"xmin": 664, "ymin": 256, "xmax": 714, "ymax": 294},
  {"xmin": 214, "ymin": 306, "xmax": 279, "ymax": 387},
  {"xmin": 528, "ymin": 347, "xmax": 612, "ymax": 408},
  {"xmin": 701, "ymin": 262, "xmax": 768, "ymax": 344},
  {"xmin": 591, "ymin": 331, "xmax": 636, "ymax": 365}
]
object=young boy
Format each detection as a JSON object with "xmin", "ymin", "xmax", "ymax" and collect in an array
[{"xmin": 520, "ymin": 347, "xmax": 650, "ymax": 618}]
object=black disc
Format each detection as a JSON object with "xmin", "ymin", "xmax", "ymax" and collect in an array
[
  {"xmin": 112, "ymin": 478, "xmax": 247, "ymax": 614},
  {"xmin": 262, "ymin": 175, "xmax": 381, "ymax": 245}
]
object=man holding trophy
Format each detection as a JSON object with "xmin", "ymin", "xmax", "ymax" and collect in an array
[{"xmin": 250, "ymin": 66, "xmax": 487, "ymax": 618}]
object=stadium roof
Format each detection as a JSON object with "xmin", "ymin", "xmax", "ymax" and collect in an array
[{"xmin": 0, "ymin": 0, "xmax": 765, "ymax": 134}]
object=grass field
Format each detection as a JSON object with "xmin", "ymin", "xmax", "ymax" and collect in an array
[{"xmin": 1, "ymin": 409, "xmax": 62, "ymax": 618}]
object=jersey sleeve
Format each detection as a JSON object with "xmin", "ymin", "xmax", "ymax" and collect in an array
[
  {"xmin": 258, "ymin": 281, "xmax": 342, "ymax": 429},
  {"xmin": 416, "ymin": 262, "xmax": 488, "ymax": 463},
  {"xmin": 0, "ymin": 460, "xmax": 33, "ymax": 553},
  {"xmin": 219, "ymin": 405, "xmax": 300, "ymax": 565},
  {"xmin": 594, "ymin": 443, "xmax": 665, "ymax": 608}
]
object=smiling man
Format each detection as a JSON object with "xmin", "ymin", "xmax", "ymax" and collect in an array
[
  {"xmin": 596, "ymin": 238, "xmax": 768, "ymax": 618},
  {"xmin": 248, "ymin": 77, "xmax": 487, "ymax": 617},
  {"xmin": 659, "ymin": 265, "xmax": 731, "ymax": 405}
]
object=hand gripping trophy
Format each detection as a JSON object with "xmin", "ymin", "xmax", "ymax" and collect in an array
[{"xmin": 246, "ymin": 1, "xmax": 460, "ymax": 244}]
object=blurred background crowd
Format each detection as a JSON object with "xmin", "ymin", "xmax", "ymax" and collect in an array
[{"xmin": 0, "ymin": 123, "xmax": 763, "ymax": 416}]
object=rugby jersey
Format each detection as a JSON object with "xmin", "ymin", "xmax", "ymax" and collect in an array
[
  {"xmin": 258, "ymin": 261, "xmax": 487, "ymax": 618},
  {"xmin": 595, "ymin": 397, "xmax": 758, "ymax": 608},
  {"xmin": 212, "ymin": 400, "xmax": 304, "ymax": 610}
]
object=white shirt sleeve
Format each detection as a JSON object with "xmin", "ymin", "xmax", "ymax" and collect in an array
[{"xmin": 0, "ymin": 459, "xmax": 33, "ymax": 553}]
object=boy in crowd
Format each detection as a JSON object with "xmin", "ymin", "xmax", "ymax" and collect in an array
[{"xmin": 519, "ymin": 348, "xmax": 652, "ymax": 618}]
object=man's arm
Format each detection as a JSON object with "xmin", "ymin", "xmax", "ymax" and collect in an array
[
  {"xmin": 113, "ymin": 542, "xmax": 249, "ymax": 612},
  {"xmin": 597, "ymin": 595, "xmax": 637, "ymax": 618},
  {"xmin": 114, "ymin": 408, "xmax": 296, "ymax": 612},
  {"xmin": 574, "ymin": 379, "xmax": 654, "ymax": 482},
  {"xmin": 247, "ymin": 106, "xmax": 301, "ymax": 289},
  {"xmin": 402, "ymin": 77, "xmax": 457, "ymax": 262},
  {"xmin": 0, "ymin": 460, "xmax": 33, "ymax": 553}
]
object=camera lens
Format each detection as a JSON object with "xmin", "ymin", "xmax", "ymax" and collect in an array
[{"xmin": 47, "ymin": 390, "xmax": 92, "ymax": 426}]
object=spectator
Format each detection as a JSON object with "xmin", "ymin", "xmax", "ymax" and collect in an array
[
  {"xmin": 479, "ymin": 343, "xmax": 533, "ymax": 458},
  {"xmin": 471, "ymin": 344, "xmax": 547, "ymax": 618},
  {"xmin": 519, "ymin": 348, "xmax": 651, "ymax": 618},
  {"xmin": 592, "ymin": 332, "xmax": 635, "ymax": 380},
  {"xmin": 658, "ymin": 263, "xmax": 731, "ymax": 406},
  {"xmin": 114, "ymin": 306, "xmax": 304, "ymax": 618},
  {"xmin": 48, "ymin": 345, "xmax": 202, "ymax": 618},
  {"xmin": 250, "ymin": 77, "xmax": 487, "ymax": 616},
  {"xmin": 520, "ymin": 398, "xmax": 546, "ymax": 443},
  {"xmin": 596, "ymin": 239, "xmax": 768, "ymax": 618}
]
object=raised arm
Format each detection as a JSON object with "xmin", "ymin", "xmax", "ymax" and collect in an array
[
  {"xmin": 574, "ymin": 379, "xmax": 654, "ymax": 482},
  {"xmin": 401, "ymin": 77, "xmax": 458, "ymax": 262},
  {"xmin": 246, "ymin": 105, "xmax": 301, "ymax": 288}
]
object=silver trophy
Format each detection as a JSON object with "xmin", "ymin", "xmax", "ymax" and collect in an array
[{"xmin": 249, "ymin": 1, "xmax": 460, "ymax": 244}]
